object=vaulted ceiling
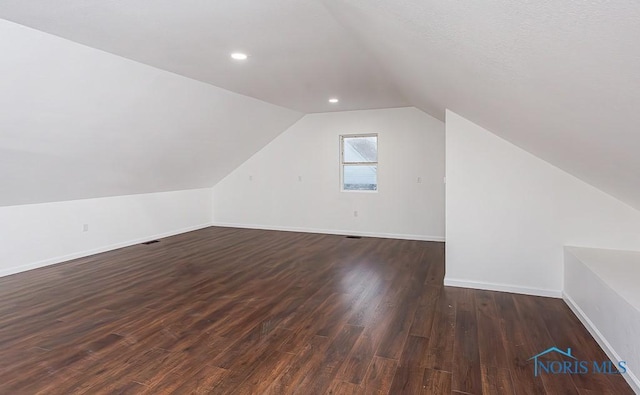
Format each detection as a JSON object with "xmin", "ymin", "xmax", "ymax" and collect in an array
[
  {"xmin": 2, "ymin": 1, "xmax": 640, "ymax": 209},
  {"xmin": 0, "ymin": 0, "xmax": 409, "ymax": 113}
]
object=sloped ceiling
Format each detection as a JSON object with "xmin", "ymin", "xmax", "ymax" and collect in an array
[
  {"xmin": 0, "ymin": 0, "xmax": 409, "ymax": 113},
  {"xmin": 2, "ymin": 1, "xmax": 640, "ymax": 209},
  {"xmin": 321, "ymin": 0, "xmax": 640, "ymax": 210},
  {"xmin": 0, "ymin": 20, "xmax": 302, "ymax": 206}
]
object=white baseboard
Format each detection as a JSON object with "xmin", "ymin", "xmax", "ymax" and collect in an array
[
  {"xmin": 0, "ymin": 222, "xmax": 213, "ymax": 278},
  {"xmin": 563, "ymin": 292, "xmax": 640, "ymax": 394},
  {"xmin": 211, "ymin": 222, "xmax": 445, "ymax": 242},
  {"xmin": 443, "ymin": 277, "xmax": 562, "ymax": 298}
]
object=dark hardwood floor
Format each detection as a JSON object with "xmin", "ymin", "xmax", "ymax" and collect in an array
[{"xmin": 0, "ymin": 227, "xmax": 633, "ymax": 394}]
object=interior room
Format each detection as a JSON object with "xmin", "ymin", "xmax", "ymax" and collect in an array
[{"xmin": 1, "ymin": 1, "xmax": 639, "ymax": 394}]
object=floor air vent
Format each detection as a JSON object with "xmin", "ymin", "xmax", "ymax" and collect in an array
[
  {"xmin": 142, "ymin": 240, "xmax": 160, "ymax": 245},
  {"xmin": 345, "ymin": 236, "xmax": 362, "ymax": 239}
]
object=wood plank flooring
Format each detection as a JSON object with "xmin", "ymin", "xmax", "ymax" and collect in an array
[{"xmin": 0, "ymin": 227, "xmax": 634, "ymax": 394}]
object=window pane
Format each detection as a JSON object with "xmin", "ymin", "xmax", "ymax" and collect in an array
[
  {"xmin": 343, "ymin": 136, "xmax": 377, "ymax": 163},
  {"xmin": 343, "ymin": 165, "xmax": 377, "ymax": 191}
]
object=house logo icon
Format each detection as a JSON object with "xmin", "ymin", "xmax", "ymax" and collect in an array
[{"xmin": 528, "ymin": 347, "xmax": 576, "ymax": 377}]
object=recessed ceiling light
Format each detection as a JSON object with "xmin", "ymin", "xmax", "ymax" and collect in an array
[
  {"xmin": 329, "ymin": 98, "xmax": 339, "ymax": 103},
  {"xmin": 231, "ymin": 52, "xmax": 248, "ymax": 60}
]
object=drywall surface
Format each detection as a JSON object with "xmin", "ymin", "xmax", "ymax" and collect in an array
[
  {"xmin": 564, "ymin": 247, "xmax": 640, "ymax": 393},
  {"xmin": 0, "ymin": 188, "xmax": 212, "ymax": 277},
  {"xmin": 445, "ymin": 110, "xmax": 640, "ymax": 296},
  {"xmin": 0, "ymin": 19, "xmax": 302, "ymax": 206},
  {"xmin": 0, "ymin": 1, "xmax": 409, "ymax": 113},
  {"xmin": 322, "ymin": 0, "xmax": 640, "ymax": 210},
  {"xmin": 213, "ymin": 107, "xmax": 445, "ymax": 240},
  {"xmin": 567, "ymin": 247, "xmax": 640, "ymax": 309}
]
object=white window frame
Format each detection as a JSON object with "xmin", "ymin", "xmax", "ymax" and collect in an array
[{"xmin": 340, "ymin": 133, "xmax": 378, "ymax": 192}]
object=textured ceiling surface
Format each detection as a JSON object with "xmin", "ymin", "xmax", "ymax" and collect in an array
[
  {"xmin": 322, "ymin": 0, "xmax": 640, "ymax": 209},
  {"xmin": 1, "ymin": 0, "xmax": 640, "ymax": 209}
]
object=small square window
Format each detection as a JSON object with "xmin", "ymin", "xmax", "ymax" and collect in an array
[{"xmin": 340, "ymin": 134, "xmax": 378, "ymax": 191}]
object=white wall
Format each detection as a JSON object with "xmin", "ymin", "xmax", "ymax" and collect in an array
[
  {"xmin": 213, "ymin": 107, "xmax": 445, "ymax": 241},
  {"xmin": 564, "ymin": 248, "xmax": 640, "ymax": 393},
  {"xmin": 445, "ymin": 110, "xmax": 640, "ymax": 297},
  {"xmin": 0, "ymin": 188, "xmax": 213, "ymax": 277},
  {"xmin": 0, "ymin": 19, "xmax": 301, "ymax": 206}
]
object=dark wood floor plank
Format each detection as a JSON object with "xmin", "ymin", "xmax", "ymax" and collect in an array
[
  {"xmin": 209, "ymin": 326, "xmax": 294, "ymax": 392},
  {"xmin": 423, "ymin": 287, "xmax": 457, "ymax": 373},
  {"xmin": 409, "ymin": 285, "xmax": 440, "ymax": 337},
  {"xmin": 362, "ymin": 356, "xmax": 397, "ymax": 394},
  {"xmin": 422, "ymin": 368, "xmax": 452, "ymax": 394},
  {"xmin": 474, "ymin": 290, "xmax": 510, "ymax": 369},
  {"xmin": 295, "ymin": 324, "xmax": 364, "ymax": 393},
  {"xmin": 234, "ymin": 350, "xmax": 296, "ymax": 394},
  {"xmin": 0, "ymin": 227, "xmax": 632, "ymax": 394},
  {"xmin": 493, "ymin": 292, "xmax": 548, "ymax": 395},
  {"xmin": 481, "ymin": 365, "xmax": 515, "ymax": 395},
  {"xmin": 278, "ymin": 292, "xmax": 344, "ymax": 353},
  {"xmin": 451, "ymin": 288, "xmax": 483, "ymax": 395},
  {"xmin": 389, "ymin": 366, "xmax": 426, "ymax": 394},
  {"xmin": 336, "ymin": 281, "xmax": 401, "ymax": 385},
  {"xmin": 335, "ymin": 332, "xmax": 377, "ymax": 385},
  {"xmin": 374, "ymin": 285, "xmax": 422, "ymax": 360},
  {"xmin": 170, "ymin": 364, "xmax": 228, "ymax": 394},
  {"xmin": 423, "ymin": 242, "xmax": 445, "ymax": 285},
  {"xmin": 398, "ymin": 335, "xmax": 430, "ymax": 368},
  {"xmin": 326, "ymin": 380, "xmax": 364, "ymax": 395},
  {"xmin": 512, "ymin": 294, "xmax": 580, "ymax": 395},
  {"xmin": 263, "ymin": 335, "xmax": 331, "ymax": 393}
]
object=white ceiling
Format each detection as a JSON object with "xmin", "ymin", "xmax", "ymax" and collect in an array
[
  {"xmin": 2, "ymin": 0, "xmax": 640, "ymax": 209},
  {"xmin": 323, "ymin": 0, "xmax": 640, "ymax": 209},
  {"xmin": 0, "ymin": 20, "xmax": 302, "ymax": 206},
  {"xmin": 0, "ymin": 0, "xmax": 409, "ymax": 113}
]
